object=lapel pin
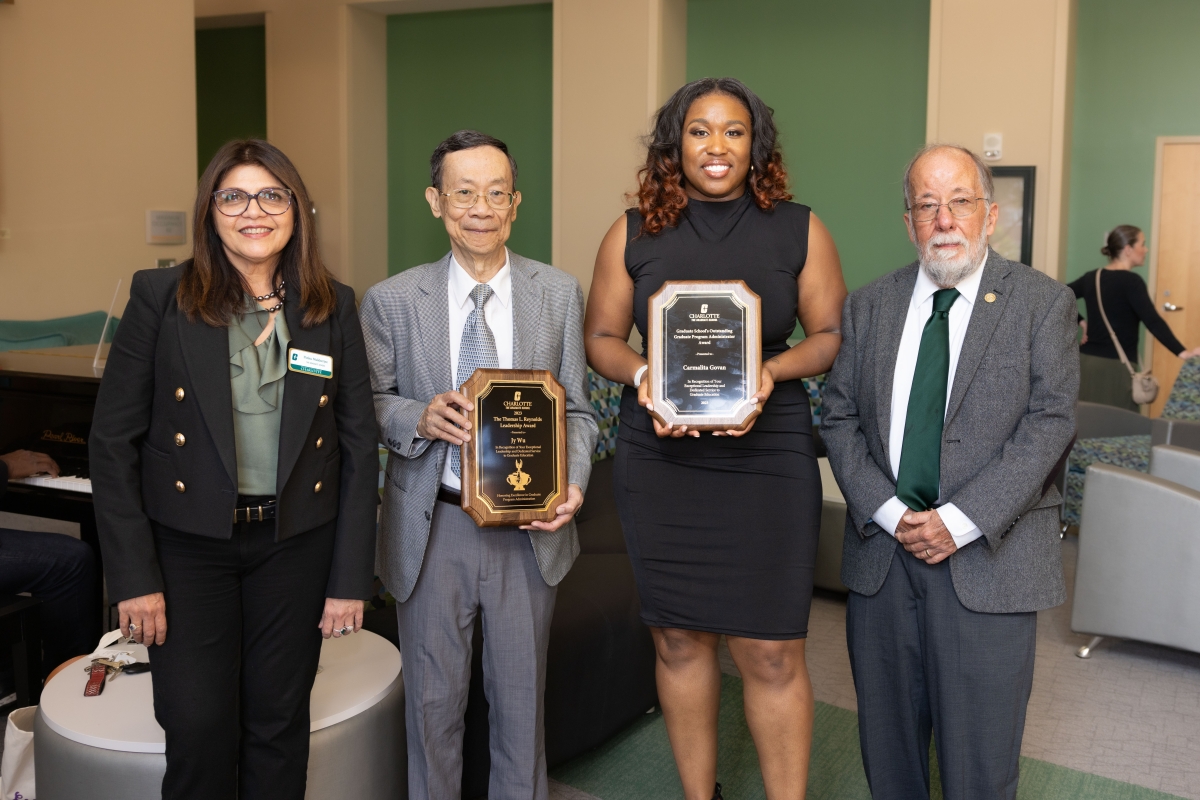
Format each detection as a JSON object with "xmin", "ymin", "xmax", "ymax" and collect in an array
[{"xmin": 984, "ymin": 292, "xmax": 997, "ymax": 304}]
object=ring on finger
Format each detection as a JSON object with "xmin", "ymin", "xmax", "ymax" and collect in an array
[{"xmin": 337, "ymin": 625, "xmax": 352, "ymax": 636}]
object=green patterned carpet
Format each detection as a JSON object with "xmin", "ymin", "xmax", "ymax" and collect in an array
[{"xmin": 551, "ymin": 675, "xmax": 1183, "ymax": 800}]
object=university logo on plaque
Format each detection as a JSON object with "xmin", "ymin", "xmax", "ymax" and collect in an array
[
  {"xmin": 647, "ymin": 280, "xmax": 762, "ymax": 431},
  {"xmin": 459, "ymin": 369, "xmax": 568, "ymax": 526}
]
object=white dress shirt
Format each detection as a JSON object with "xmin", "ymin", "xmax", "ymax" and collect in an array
[
  {"xmin": 872, "ymin": 256, "xmax": 986, "ymax": 549},
  {"xmin": 439, "ymin": 251, "xmax": 514, "ymax": 490}
]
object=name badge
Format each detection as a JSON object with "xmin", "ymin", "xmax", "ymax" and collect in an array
[{"xmin": 288, "ymin": 348, "xmax": 334, "ymax": 379}]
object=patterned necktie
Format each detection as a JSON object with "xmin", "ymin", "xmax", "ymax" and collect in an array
[
  {"xmin": 451, "ymin": 283, "xmax": 499, "ymax": 478},
  {"xmin": 895, "ymin": 287, "xmax": 961, "ymax": 511}
]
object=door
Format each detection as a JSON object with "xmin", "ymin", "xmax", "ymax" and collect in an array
[{"xmin": 1148, "ymin": 139, "xmax": 1200, "ymax": 418}]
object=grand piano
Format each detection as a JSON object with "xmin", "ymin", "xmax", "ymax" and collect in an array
[{"xmin": 0, "ymin": 345, "xmax": 105, "ymax": 630}]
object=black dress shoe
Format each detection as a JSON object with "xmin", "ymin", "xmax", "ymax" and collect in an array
[{"xmin": 712, "ymin": 783, "xmax": 723, "ymax": 800}]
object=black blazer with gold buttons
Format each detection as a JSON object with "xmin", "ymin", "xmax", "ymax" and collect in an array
[{"xmin": 90, "ymin": 263, "xmax": 379, "ymax": 604}]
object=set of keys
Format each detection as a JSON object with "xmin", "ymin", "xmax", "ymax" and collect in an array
[{"xmin": 83, "ymin": 653, "xmax": 150, "ymax": 697}]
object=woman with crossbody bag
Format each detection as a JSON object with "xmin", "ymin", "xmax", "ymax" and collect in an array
[{"xmin": 1068, "ymin": 225, "xmax": 1200, "ymax": 411}]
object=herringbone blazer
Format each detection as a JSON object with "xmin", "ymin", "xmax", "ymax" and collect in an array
[
  {"xmin": 360, "ymin": 250, "xmax": 598, "ymax": 602},
  {"xmin": 821, "ymin": 250, "xmax": 1079, "ymax": 613}
]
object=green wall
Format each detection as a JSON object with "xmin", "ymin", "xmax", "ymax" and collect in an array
[
  {"xmin": 387, "ymin": 5, "xmax": 552, "ymax": 274},
  {"xmin": 687, "ymin": 0, "xmax": 929, "ymax": 291},
  {"xmin": 1065, "ymin": 0, "xmax": 1200, "ymax": 283},
  {"xmin": 195, "ymin": 25, "xmax": 267, "ymax": 178}
]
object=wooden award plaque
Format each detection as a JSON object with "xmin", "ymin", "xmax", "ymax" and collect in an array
[
  {"xmin": 647, "ymin": 280, "xmax": 762, "ymax": 431},
  {"xmin": 460, "ymin": 369, "xmax": 568, "ymax": 527}
]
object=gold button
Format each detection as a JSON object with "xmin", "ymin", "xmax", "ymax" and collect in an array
[
  {"xmin": 319, "ymin": 395, "xmax": 329, "ymax": 408},
  {"xmin": 314, "ymin": 481, "xmax": 323, "ymax": 493},
  {"xmin": 175, "ymin": 481, "xmax": 186, "ymax": 493},
  {"xmin": 984, "ymin": 292, "xmax": 997, "ymax": 303},
  {"xmin": 174, "ymin": 433, "xmax": 186, "ymax": 447},
  {"xmin": 175, "ymin": 387, "xmax": 185, "ymax": 401},
  {"xmin": 315, "ymin": 437, "xmax": 323, "ymax": 449}
]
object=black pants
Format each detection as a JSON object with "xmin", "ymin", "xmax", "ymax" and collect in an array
[
  {"xmin": 847, "ymin": 546, "xmax": 1037, "ymax": 800},
  {"xmin": 150, "ymin": 518, "xmax": 334, "ymax": 800},
  {"xmin": 0, "ymin": 527, "xmax": 97, "ymax": 677}
]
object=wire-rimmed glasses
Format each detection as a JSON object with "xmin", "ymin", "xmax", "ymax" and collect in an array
[
  {"xmin": 906, "ymin": 197, "xmax": 986, "ymax": 222},
  {"xmin": 439, "ymin": 189, "xmax": 516, "ymax": 210}
]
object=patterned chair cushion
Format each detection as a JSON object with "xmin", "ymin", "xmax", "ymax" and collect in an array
[
  {"xmin": 1163, "ymin": 359, "xmax": 1200, "ymax": 421},
  {"xmin": 1062, "ymin": 435, "xmax": 1151, "ymax": 526},
  {"xmin": 588, "ymin": 368, "xmax": 623, "ymax": 462},
  {"xmin": 803, "ymin": 375, "xmax": 826, "ymax": 428}
]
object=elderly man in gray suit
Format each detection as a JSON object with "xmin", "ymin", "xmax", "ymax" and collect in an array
[
  {"xmin": 360, "ymin": 130, "xmax": 597, "ymax": 800},
  {"xmin": 822, "ymin": 144, "xmax": 1078, "ymax": 800}
]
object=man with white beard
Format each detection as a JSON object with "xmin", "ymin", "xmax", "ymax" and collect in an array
[{"xmin": 821, "ymin": 144, "xmax": 1079, "ymax": 800}]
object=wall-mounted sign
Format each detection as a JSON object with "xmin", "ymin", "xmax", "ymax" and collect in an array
[{"xmin": 146, "ymin": 210, "xmax": 187, "ymax": 245}]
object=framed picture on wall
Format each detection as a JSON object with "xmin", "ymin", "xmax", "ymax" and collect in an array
[{"xmin": 990, "ymin": 166, "xmax": 1035, "ymax": 267}]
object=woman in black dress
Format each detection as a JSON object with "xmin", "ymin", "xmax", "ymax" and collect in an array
[
  {"xmin": 1068, "ymin": 224, "xmax": 1199, "ymax": 411},
  {"xmin": 584, "ymin": 78, "xmax": 846, "ymax": 800}
]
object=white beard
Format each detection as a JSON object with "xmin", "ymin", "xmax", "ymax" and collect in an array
[{"xmin": 916, "ymin": 227, "xmax": 989, "ymax": 288}]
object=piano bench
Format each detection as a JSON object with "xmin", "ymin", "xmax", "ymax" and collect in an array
[{"xmin": 0, "ymin": 594, "xmax": 43, "ymax": 712}]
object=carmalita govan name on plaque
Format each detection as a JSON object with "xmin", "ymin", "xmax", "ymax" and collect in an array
[
  {"xmin": 459, "ymin": 369, "xmax": 568, "ymax": 526},
  {"xmin": 647, "ymin": 280, "xmax": 762, "ymax": 431}
]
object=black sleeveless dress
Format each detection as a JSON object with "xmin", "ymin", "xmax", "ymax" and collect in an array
[{"xmin": 614, "ymin": 194, "xmax": 821, "ymax": 639}]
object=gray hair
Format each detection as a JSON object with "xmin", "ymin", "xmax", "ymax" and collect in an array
[{"xmin": 902, "ymin": 143, "xmax": 994, "ymax": 208}]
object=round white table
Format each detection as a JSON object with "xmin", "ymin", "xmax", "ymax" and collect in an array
[{"xmin": 35, "ymin": 630, "xmax": 405, "ymax": 799}]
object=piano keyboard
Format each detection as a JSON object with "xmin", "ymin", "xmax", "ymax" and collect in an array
[{"xmin": 9, "ymin": 475, "xmax": 92, "ymax": 494}]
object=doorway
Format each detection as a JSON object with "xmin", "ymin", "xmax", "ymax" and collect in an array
[
  {"xmin": 195, "ymin": 14, "xmax": 267, "ymax": 178},
  {"xmin": 1147, "ymin": 137, "xmax": 1200, "ymax": 418}
]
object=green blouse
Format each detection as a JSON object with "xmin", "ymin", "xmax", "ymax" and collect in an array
[{"xmin": 229, "ymin": 300, "xmax": 291, "ymax": 496}]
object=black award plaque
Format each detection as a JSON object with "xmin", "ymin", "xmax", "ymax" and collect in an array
[
  {"xmin": 647, "ymin": 280, "xmax": 762, "ymax": 431},
  {"xmin": 460, "ymin": 369, "xmax": 568, "ymax": 527}
]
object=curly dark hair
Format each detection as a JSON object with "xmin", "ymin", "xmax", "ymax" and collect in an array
[{"xmin": 634, "ymin": 77, "xmax": 791, "ymax": 236}]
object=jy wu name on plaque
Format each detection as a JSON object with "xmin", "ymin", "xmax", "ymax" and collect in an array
[
  {"xmin": 460, "ymin": 369, "xmax": 567, "ymax": 527},
  {"xmin": 647, "ymin": 280, "xmax": 762, "ymax": 431}
]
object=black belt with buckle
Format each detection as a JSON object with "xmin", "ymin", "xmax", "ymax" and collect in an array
[
  {"xmin": 234, "ymin": 496, "xmax": 277, "ymax": 523},
  {"xmin": 437, "ymin": 486, "xmax": 461, "ymax": 507}
]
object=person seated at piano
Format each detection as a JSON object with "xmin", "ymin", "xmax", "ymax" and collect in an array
[
  {"xmin": 0, "ymin": 449, "xmax": 98, "ymax": 679},
  {"xmin": 88, "ymin": 139, "xmax": 378, "ymax": 800}
]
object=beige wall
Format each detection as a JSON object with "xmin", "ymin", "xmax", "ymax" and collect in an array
[
  {"xmin": 926, "ymin": 0, "xmax": 1076, "ymax": 279},
  {"xmin": 0, "ymin": 0, "xmax": 196, "ymax": 321},
  {"xmin": 552, "ymin": 0, "xmax": 686, "ymax": 294}
]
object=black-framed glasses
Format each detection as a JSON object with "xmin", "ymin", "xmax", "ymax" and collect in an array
[
  {"xmin": 212, "ymin": 187, "xmax": 295, "ymax": 216},
  {"xmin": 907, "ymin": 196, "xmax": 987, "ymax": 222},
  {"xmin": 439, "ymin": 189, "xmax": 516, "ymax": 210}
]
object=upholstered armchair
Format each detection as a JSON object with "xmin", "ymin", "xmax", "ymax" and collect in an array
[
  {"xmin": 1070, "ymin": 445, "xmax": 1200, "ymax": 658},
  {"xmin": 1062, "ymin": 360, "xmax": 1200, "ymax": 526}
]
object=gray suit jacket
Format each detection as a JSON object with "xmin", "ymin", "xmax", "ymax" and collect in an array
[
  {"xmin": 360, "ymin": 250, "xmax": 598, "ymax": 602},
  {"xmin": 822, "ymin": 250, "xmax": 1079, "ymax": 613}
]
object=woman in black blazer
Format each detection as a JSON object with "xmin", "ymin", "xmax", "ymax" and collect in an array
[{"xmin": 89, "ymin": 140, "xmax": 378, "ymax": 800}]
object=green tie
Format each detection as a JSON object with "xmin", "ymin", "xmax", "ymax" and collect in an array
[{"xmin": 895, "ymin": 287, "xmax": 961, "ymax": 511}]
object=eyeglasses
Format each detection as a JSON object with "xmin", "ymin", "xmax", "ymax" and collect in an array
[
  {"xmin": 439, "ymin": 189, "xmax": 516, "ymax": 210},
  {"xmin": 212, "ymin": 187, "xmax": 294, "ymax": 217},
  {"xmin": 907, "ymin": 197, "xmax": 986, "ymax": 222}
]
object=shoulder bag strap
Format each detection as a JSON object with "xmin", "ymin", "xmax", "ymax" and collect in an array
[{"xmin": 1095, "ymin": 269, "xmax": 1137, "ymax": 375}]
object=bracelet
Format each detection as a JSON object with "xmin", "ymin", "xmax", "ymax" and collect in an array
[{"xmin": 632, "ymin": 365, "xmax": 648, "ymax": 388}]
